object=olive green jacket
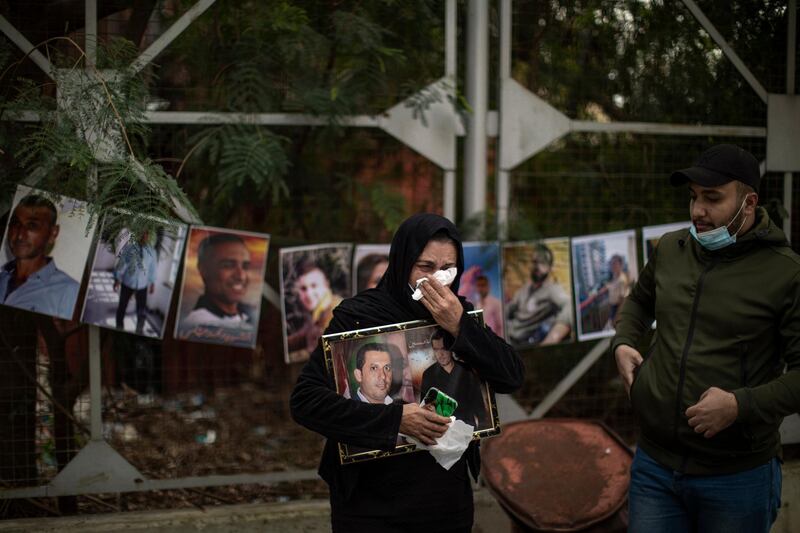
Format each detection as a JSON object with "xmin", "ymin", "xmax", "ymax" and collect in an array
[{"xmin": 612, "ymin": 207, "xmax": 800, "ymax": 475}]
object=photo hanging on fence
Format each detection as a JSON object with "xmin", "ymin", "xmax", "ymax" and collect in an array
[
  {"xmin": 571, "ymin": 230, "xmax": 638, "ymax": 342},
  {"xmin": 642, "ymin": 221, "xmax": 691, "ymax": 265},
  {"xmin": 174, "ymin": 226, "xmax": 270, "ymax": 349},
  {"xmin": 502, "ymin": 237, "xmax": 574, "ymax": 348},
  {"xmin": 323, "ymin": 310, "xmax": 499, "ymax": 464},
  {"xmin": 281, "ymin": 243, "xmax": 353, "ymax": 364},
  {"xmin": 459, "ymin": 241, "xmax": 504, "ymax": 337},
  {"xmin": 352, "ymin": 243, "xmax": 390, "ymax": 295},
  {"xmin": 81, "ymin": 212, "xmax": 187, "ymax": 338},
  {"xmin": 0, "ymin": 185, "xmax": 97, "ymax": 320}
]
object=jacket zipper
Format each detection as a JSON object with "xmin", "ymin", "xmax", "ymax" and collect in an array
[{"xmin": 674, "ymin": 261, "xmax": 717, "ymax": 450}]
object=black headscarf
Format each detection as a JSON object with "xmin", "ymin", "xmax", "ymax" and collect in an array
[{"xmin": 334, "ymin": 213, "xmax": 471, "ymax": 327}]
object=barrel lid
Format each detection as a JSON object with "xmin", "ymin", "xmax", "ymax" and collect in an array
[{"xmin": 481, "ymin": 419, "xmax": 632, "ymax": 531}]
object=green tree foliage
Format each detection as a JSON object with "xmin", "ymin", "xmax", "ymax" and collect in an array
[
  {"xmin": 156, "ymin": 0, "xmax": 446, "ymax": 236},
  {"xmin": 0, "ymin": 36, "xmax": 197, "ymax": 241},
  {"xmin": 511, "ymin": 0, "xmax": 786, "ymax": 124},
  {"xmin": 1, "ymin": 1, "xmax": 790, "ymax": 245},
  {"xmin": 506, "ymin": 0, "xmax": 791, "ymax": 241}
]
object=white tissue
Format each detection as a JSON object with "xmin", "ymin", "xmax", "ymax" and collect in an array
[
  {"xmin": 406, "ymin": 417, "xmax": 474, "ymax": 470},
  {"xmin": 411, "ymin": 267, "xmax": 458, "ymax": 301}
]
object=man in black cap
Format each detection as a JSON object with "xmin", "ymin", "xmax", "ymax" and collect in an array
[
  {"xmin": 612, "ymin": 144, "xmax": 800, "ymax": 532},
  {"xmin": 290, "ymin": 213, "xmax": 524, "ymax": 532}
]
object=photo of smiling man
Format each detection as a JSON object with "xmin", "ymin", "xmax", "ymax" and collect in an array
[
  {"xmin": 174, "ymin": 226, "xmax": 269, "ymax": 348},
  {"xmin": 280, "ymin": 243, "xmax": 352, "ymax": 364},
  {"xmin": 0, "ymin": 185, "xmax": 96, "ymax": 319}
]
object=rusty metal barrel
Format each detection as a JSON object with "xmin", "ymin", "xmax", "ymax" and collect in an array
[{"xmin": 481, "ymin": 419, "xmax": 632, "ymax": 532}]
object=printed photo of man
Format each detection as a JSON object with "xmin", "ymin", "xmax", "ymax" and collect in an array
[
  {"xmin": 281, "ymin": 244, "xmax": 352, "ymax": 363},
  {"xmin": 505, "ymin": 241, "xmax": 573, "ymax": 347},
  {"xmin": 458, "ymin": 242, "xmax": 504, "ymax": 336},
  {"xmin": 113, "ymin": 230, "xmax": 158, "ymax": 334},
  {"xmin": 352, "ymin": 244, "xmax": 391, "ymax": 294},
  {"xmin": 182, "ymin": 233, "xmax": 254, "ymax": 328},
  {"xmin": 353, "ymin": 342, "xmax": 394, "ymax": 405},
  {"xmin": 82, "ymin": 216, "xmax": 187, "ymax": 339},
  {"xmin": 419, "ymin": 329, "xmax": 487, "ymax": 428},
  {"xmin": 572, "ymin": 230, "xmax": 638, "ymax": 341},
  {"xmin": 175, "ymin": 227, "xmax": 269, "ymax": 348},
  {"xmin": 0, "ymin": 191, "xmax": 92, "ymax": 319},
  {"xmin": 287, "ymin": 260, "xmax": 343, "ymax": 361}
]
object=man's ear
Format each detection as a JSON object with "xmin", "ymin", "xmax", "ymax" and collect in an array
[
  {"xmin": 354, "ymin": 368, "xmax": 362, "ymax": 383},
  {"xmin": 45, "ymin": 224, "xmax": 60, "ymax": 254},
  {"xmin": 49, "ymin": 224, "xmax": 60, "ymax": 244},
  {"xmin": 745, "ymin": 192, "xmax": 759, "ymax": 216}
]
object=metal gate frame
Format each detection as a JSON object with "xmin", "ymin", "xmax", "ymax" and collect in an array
[
  {"xmin": 0, "ymin": 0, "xmax": 464, "ymax": 498},
  {"xmin": 493, "ymin": 0, "xmax": 799, "ymax": 425},
  {"xmin": 0, "ymin": 0, "xmax": 797, "ymax": 498}
]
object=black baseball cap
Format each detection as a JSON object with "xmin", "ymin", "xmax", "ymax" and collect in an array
[{"xmin": 669, "ymin": 144, "xmax": 761, "ymax": 190}]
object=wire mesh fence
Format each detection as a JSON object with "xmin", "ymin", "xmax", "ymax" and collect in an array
[
  {"xmin": 0, "ymin": 309, "xmax": 91, "ymax": 490},
  {"xmin": 0, "ymin": 0, "xmax": 797, "ymax": 520},
  {"xmin": 507, "ymin": 134, "xmax": 790, "ymax": 445},
  {"xmin": 99, "ymin": 329, "xmax": 323, "ymax": 480}
]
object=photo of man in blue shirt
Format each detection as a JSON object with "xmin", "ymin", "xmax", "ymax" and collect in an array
[
  {"xmin": 113, "ymin": 230, "xmax": 158, "ymax": 334},
  {"xmin": 82, "ymin": 219, "xmax": 185, "ymax": 339},
  {"xmin": 0, "ymin": 194, "xmax": 80, "ymax": 319}
]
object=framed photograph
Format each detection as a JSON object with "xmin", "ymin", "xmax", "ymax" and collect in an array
[
  {"xmin": 571, "ymin": 230, "xmax": 638, "ymax": 341},
  {"xmin": 352, "ymin": 244, "xmax": 390, "ymax": 295},
  {"xmin": 281, "ymin": 243, "xmax": 353, "ymax": 364},
  {"xmin": 81, "ymin": 212, "xmax": 187, "ymax": 338},
  {"xmin": 0, "ymin": 185, "xmax": 97, "ymax": 320},
  {"xmin": 322, "ymin": 310, "xmax": 500, "ymax": 464},
  {"xmin": 174, "ymin": 226, "xmax": 270, "ymax": 349},
  {"xmin": 642, "ymin": 221, "xmax": 690, "ymax": 265},
  {"xmin": 459, "ymin": 242, "xmax": 504, "ymax": 337},
  {"xmin": 502, "ymin": 238, "xmax": 574, "ymax": 348}
]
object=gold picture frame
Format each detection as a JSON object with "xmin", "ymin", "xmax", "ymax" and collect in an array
[{"xmin": 322, "ymin": 310, "xmax": 500, "ymax": 464}]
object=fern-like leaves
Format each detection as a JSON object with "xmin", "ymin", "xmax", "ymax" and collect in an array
[{"xmin": 3, "ymin": 37, "xmax": 199, "ymax": 241}]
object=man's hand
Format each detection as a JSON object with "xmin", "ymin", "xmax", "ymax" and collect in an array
[
  {"xmin": 149, "ymin": 283, "xmax": 155, "ymax": 294},
  {"xmin": 686, "ymin": 387, "xmax": 738, "ymax": 439},
  {"xmin": 399, "ymin": 403, "xmax": 450, "ymax": 446},
  {"xmin": 614, "ymin": 344, "xmax": 643, "ymax": 395},
  {"xmin": 113, "ymin": 281, "xmax": 120, "ymax": 292},
  {"xmin": 417, "ymin": 276, "xmax": 463, "ymax": 337}
]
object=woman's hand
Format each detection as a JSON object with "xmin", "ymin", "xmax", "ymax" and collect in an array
[
  {"xmin": 417, "ymin": 276, "xmax": 463, "ymax": 337},
  {"xmin": 399, "ymin": 403, "xmax": 451, "ymax": 445}
]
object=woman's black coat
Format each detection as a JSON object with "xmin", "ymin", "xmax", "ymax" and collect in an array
[{"xmin": 290, "ymin": 214, "xmax": 524, "ymax": 532}]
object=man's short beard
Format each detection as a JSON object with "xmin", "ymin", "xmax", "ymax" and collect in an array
[{"xmin": 730, "ymin": 206, "xmax": 747, "ymax": 233}]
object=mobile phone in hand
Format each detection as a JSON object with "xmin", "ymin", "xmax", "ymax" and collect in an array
[{"xmin": 421, "ymin": 387, "xmax": 458, "ymax": 418}]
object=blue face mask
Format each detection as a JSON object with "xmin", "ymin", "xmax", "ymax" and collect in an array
[{"xmin": 689, "ymin": 196, "xmax": 750, "ymax": 251}]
